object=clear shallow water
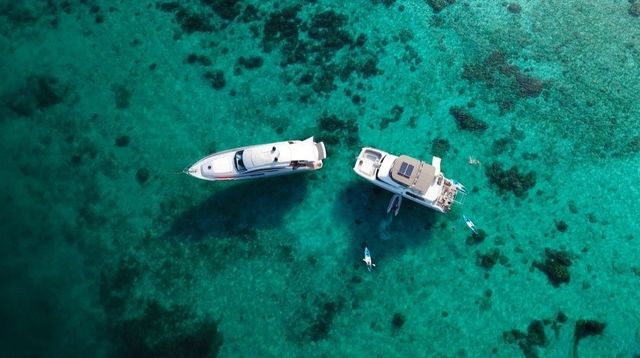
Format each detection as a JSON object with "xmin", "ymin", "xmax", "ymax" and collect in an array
[{"xmin": 1, "ymin": 1, "xmax": 639, "ymax": 357}]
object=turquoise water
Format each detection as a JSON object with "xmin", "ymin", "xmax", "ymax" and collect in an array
[{"xmin": 1, "ymin": 1, "xmax": 639, "ymax": 356}]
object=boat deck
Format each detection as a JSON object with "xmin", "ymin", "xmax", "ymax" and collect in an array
[{"xmin": 355, "ymin": 148, "xmax": 384, "ymax": 178}]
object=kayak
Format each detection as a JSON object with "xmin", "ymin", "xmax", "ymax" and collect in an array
[{"xmin": 463, "ymin": 214, "xmax": 479, "ymax": 235}]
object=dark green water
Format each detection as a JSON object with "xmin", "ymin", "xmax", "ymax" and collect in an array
[{"xmin": 1, "ymin": 1, "xmax": 640, "ymax": 357}]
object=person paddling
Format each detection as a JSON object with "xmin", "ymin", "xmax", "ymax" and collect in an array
[{"xmin": 363, "ymin": 246, "xmax": 376, "ymax": 271}]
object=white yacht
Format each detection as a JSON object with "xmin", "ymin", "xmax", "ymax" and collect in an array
[
  {"xmin": 186, "ymin": 137, "xmax": 327, "ymax": 181},
  {"xmin": 353, "ymin": 147, "xmax": 465, "ymax": 214}
]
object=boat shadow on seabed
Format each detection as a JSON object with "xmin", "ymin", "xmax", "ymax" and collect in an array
[
  {"xmin": 163, "ymin": 175, "xmax": 310, "ymax": 242},
  {"xmin": 335, "ymin": 181, "xmax": 441, "ymax": 266}
]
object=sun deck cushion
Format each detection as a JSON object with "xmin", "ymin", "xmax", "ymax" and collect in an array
[{"xmin": 390, "ymin": 155, "xmax": 436, "ymax": 194}]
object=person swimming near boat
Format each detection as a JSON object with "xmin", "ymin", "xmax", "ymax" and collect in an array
[{"xmin": 468, "ymin": 156, "xmax": 480, "ymax": 166}]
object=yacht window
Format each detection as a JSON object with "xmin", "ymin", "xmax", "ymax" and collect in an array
[
  {"xmin": 234, "ymin": 151, "xmax": 247, "ymax": 172},
  {"xmin": 398, "ymin": 162, "xmax": 414, "ymax": 178}
]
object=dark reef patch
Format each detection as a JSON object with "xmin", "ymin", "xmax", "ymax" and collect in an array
[
  {"xmin": 503, "ymin": 320, "xmax": 548, "ymax": 358},
  {"xmin": 507, "ymin": 3, "xmax": 522, "ymax": 14},
  {"xmin": 115, "ymin": 135, "xmax": 130, "ymax": 147},
  {"xmin": 573, "ymin": 320, "xmax": 605, "ymax": 358},
  {"xmin": 261, "ymin": 6, "xmax": 381, "ymax": 98},
  {"xmin": 203, "ymin": 70, "xmax": 226, "ymax": 89},
  {"xmin": 431, "ymin": 138, "xmax": 450, "ymax": 158},
  {"xmin": 317, "ymin": 113, "xmax": 359, "ymax": 146},
  {"xmin": 425, "ymin": 0, "xmax": 456, "ymax": 13},
  {"xmin": 202, "ymin": 0, "xmax": 242, "ymax": 21},
  {"xmin": 290, "ymin": 293, "xmax": 345, "ymax": 343},
  {"xmin": 112, "ymin": 300, "xmax": 223, "ymax": 357},
  {"xmin": 371, "ymin": 0, "xmax": 397, "ymax": 8},
  {"xmin": 380, "ymin": 105, "xmax": 404, "ymax": 129},
  {"xmin": 136, "ymin": 168, "xmax": 150, "ymax": 185},
  {"xmin": 5, "ymin": 75, "xmax": 70, "ymax": 116},
  {"xmin": 462, "ymin": 50, "xmax": 548, "ymax": 113},
  {"xmin": 307, "ymin": 10, "xmax": 353, "ymax": 57},
  {"xmin": 492, "ymin": 137, "xmax": 516, "ymax": 155},
  {"xmin": 236, "ymin": 56, "xmax": 264, "ymax": 69},
  {"xmin": 554, "ymin": 220, "xmax": 568, "ymax": 232},
  {"xmin": 186, "ymin": 53, "xmax": 212, "ymax": 66},
  {"xmin": 112, "ymin": 83, "xmax": 132, "ymax": 109},
  {"xmin": 476, "ymin": 248, "xmax": 504, "ymax": 270},
  {"xmin": 157, "ymin": 2, "xmax": 214, "ymax": 34},
  {"xmin": 533, "ymin": 248, "xmax": 572, "ymax": 287},
  {"xmin": 391, "ymin": 312, "xmax": 406, "ymax": 330},
  {"xmin": 485, "ymin": 162, "xmax": 536, "ymax": 197},
  {"xmin": 449, "ymin": 106, "xmax": 488, "ymax": 132},
  {"xmin": 99, "ymin": 255, "xmax": 144, "ymax": 314}
]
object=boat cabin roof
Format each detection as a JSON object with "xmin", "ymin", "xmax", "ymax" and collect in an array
[{"xmin": 390, "ymin": 155, "xmax": 436, "ymax": 195}]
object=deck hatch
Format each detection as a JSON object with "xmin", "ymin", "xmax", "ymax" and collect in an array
[{"xmin": 398, "ymin": 162, "xmax": 414, "ymax": 178}]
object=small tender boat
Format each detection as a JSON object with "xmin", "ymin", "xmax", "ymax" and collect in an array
[
  {"xmin": 186, "ymin": 137, "xmax": 326, "ymax": 181},
  {"xmin": 463, "ymin": 214, "xmax": 479, "ymax": 235},
  {"xmin": 353, "ymin": 147, "xmax": 465, "ymax": 214}
]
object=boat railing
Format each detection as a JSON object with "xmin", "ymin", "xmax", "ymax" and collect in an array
[{"xmin": 454, "ymin": 189, "xmax": 467, "ymax": 205}]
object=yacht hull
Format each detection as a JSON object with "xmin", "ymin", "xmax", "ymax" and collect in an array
[
  {"xmin": 353, "ymin": 147, "xmax": 463, "ymax": 213},
  {"xmin": 187, "ymin": 137, "xmax": 326, "ymax": 181}
]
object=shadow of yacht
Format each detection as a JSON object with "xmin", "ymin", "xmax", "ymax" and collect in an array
[
  {"xmin": 164, "ymin": 175, "xmax": 310, "ymax": 241},
  {"xmin": 334, "ymin": 181, "xmax": 441, "ymax": 264}
]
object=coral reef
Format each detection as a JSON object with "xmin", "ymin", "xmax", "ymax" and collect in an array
[
  {"xmin": 162, "ymin": 3, "xmax": 214, "ymax": 33},
  {"xmin": 533, "ymin": 248, "xmax": 572, "ymax": 287},
  {"xmin": 431, "ymin": 138, "xmax": 450, "ymax": 158},
  {"xmin": 186, "ymin": 54, "xmax": 212, "ymax": 66},
  {"xmin": 425, "ymin": 0, "xmax": 456, "ymax": 13},
  {"xmin": 294, "ymin": 294, "xmax": 345, "ymax": 343},
  {"xmin": 554, "ymin": 220, "xmax": 568, "ymax": 232},
  {"xmin": 308, "ymin": 11, "xmax": 353, "ymax": 56},
  {"xmin": 573, "ymin": 320, "xmax": 605, "ymax": 357},
  {"xmin": 503, "ymin": 320, "xmax": 548, "ymax": 358},
  {"xmin": 391, "ymin": 312, "xmax": 406, "ymax": 330},
  {"xmin": 507, "ymin": 3, "xmax": 522, "ymax": 14},
  {"xmin": 485, "ymin": 162, "xmax": 536, "ymax": 197},
  {"xmin": 113, "ymin": 300, "xmax": 223, "ymax": 357},
  {"xmin": 202, "ymin": 0, "xmax": 242, "ymax": 21},
  {"xmin": 380, "ymin": 105, "xmax": 404, "ymax": 129},
  {"xmin": 115, "ymin": 135, "xmax": 130, "ymax": 147},
  {"xmin": 203, "ymin": 70, "xmax": 226, "ymax": 90},
  {"xmin": 371, "ymin": 0, "xmax": 397, "ymax": 8},
  {"xmin": 236, "ymin": 56, "xmax": 264, "ymax": 69},
  {"xmin": 461, "ymin": 51, "xmax": 547, "ymax": 113},
  {"xmin": 449, "ymin": 106, "xmax": 488, "ymax": 131},
  {"xmin": 476, "ymin": 248, "xmax": 502, "ymax": 269},
  {"xmin": 317, "ymin": 113, "xmax": 359, "ymax": 146},
  {"xmin": 492, "ymin": 137, "xmax": 516, "ymax": 155},
  {"xmin": 261, "ymin": 6, "xmax": 380, "ymax": 98},
  {"xmin": 6, "ymin": 75, "xmax": 70, "ymax": 116}
]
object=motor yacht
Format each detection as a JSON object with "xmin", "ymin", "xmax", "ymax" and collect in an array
[
  {"xmin": 186, "ymin": 137, "xmax": 326, "ymax": 181},
  {"xmin": 353, "ymin": 147, "xmax": 465, "ymax": 214}
]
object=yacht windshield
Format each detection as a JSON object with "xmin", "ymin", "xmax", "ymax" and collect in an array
[{"xmin": 234, "ymin": 151, "xmax": 247, "ymax": 172}]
